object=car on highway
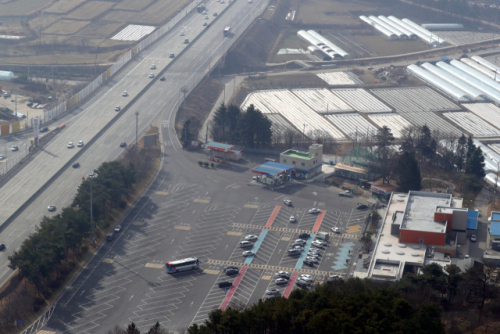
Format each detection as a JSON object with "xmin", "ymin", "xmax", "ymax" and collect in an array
[
  {"xmin": 213, "ymin": 12, "xmax": 217, "ymax": 16},
  {"xmin": 356, "ymin": 203, "xmax": 368, "ymax": 210},
  {"xmin": 184, "ymin": 39, "xmax": 189, "ymax": 44},
  {"xmin": 298, "ymin": 232, "xmax": 310, "ymax": 238},
  {"xmin": 115, "ymin": 106, "xmax": 121, "ymax": 111},
  {"xmin": 160, "ymin": 76, "xmax": 166, "ymax": 81},
  {"xmin": 122, "ymin": 91, "xmax": 128, "ymax": 97},
  {"xmin": 149, "ymin": 73, "xmax": 154, "ymax": 78},
  {"xmin": 242, "ymin": 251, "xmax": 255, "ymax": 257},
  {"xmin": 150, "ymin": 64, "xmax": 156, "ymax": 69},
  {"xmin": 47, "ymin": 205, "xmax": 56, "ymax": 212},
  {"xmin": 77, "ymin": 140, "xmax": 84, "ymax": 147},
  {"xmin": 276, "ymin": 271, "xmax": 290, "ymax": 278},
  {"xmin": 204, "ymin": 15, "xmax": 209, "ymax": 19},
  {"xmin": 40, "ymin": 127, "xmax": 49, "ymax": 132},
  {"xmin": 11, "ymin": 145, "xmax": 18, "ymax": 151},
  {"xmin": 0, "ymin": 243, "xmax": 5, "ymax": 251},
  {"xmin": 312, "ymin": 240, "xmax": 326, "ymax": 248},
  {"xmin": 470, "ymin": 234, "xmax": 477, "ymax": 242},
  {"xmin": 244, "ymin": 235, "xmax": 258, "ymax": 241},
  {"xmin": 218, "ymin": 280, "xmax": 232, "ymax": 288},
  {"xmin": 67, "ymin": 142, "xmax": 74, "ymax": 148},
  {"xmin": 289, "ymin": 216, "xmax": 296, "ymax": 223},
  {"xmin": 304, "ymin": 259, "xmax": 314, "ymax": 267},
  {"xmin": 180, "ymin": 31, "xmax": 185, "ymax": 36},
  {"xmin": 283, "ymin": 199, "xmax": 292, "ymax": 206},
  {"xmin": 224, "ymin": 265, "xmax": 238, "ymax": 272},
  {"xmin": 72, "ymin": 162, "xmax": 80, "ymax": 168},
  {"xmin": 275, "ymin": 278, "xmax": 288, "ymax": 285},
  {"xmin": 266, "ymin": 288, "xmax": 280, "ymax": 295},
  {"xmin": 331, "ymin": 227, "xmax": 340, "ymax": 233},
  {"xmin": 120, "ymin": 142, "xmax": 127, "ymax": 147},
  {"xmin": 203, "ymin": 22, "xmax": 207, "ymax": 26},
  {"xmin": 309, "ymin": 208, "xmax": 320, "ymax": 214},
  {"xmin": 0, "ymin": 154, "xmax": 5, "ymax": 160},
  {"xmin": 169, "ymin": 53, "xmax": 175, "ymax": 58},
  {"xmin": 114, "ymin": 225, "xmax": 122, "ymax": 232},
  {"xmin": 226, "ymin": 268, "xmax": 239, "ymax": 275}
]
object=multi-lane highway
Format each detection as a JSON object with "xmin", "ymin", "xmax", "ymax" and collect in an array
[{"xmin": 0, "ymin": 0, "xmax": 369, "ymax": 333}]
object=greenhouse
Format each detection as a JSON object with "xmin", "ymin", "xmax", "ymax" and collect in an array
[{"xmin": 0, "ymin": 71, "xmax": 13, "ymax": 81}]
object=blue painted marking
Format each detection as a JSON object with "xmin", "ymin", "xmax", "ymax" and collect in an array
[
  {"xmin": 244, "ymin": 230, "xmax": 268, "ymax": 264},
  {"xmin": 332, "ymin": 242, "xmax": 355, "ymax": 271},
  {"xmin": 295, "ymin": 235, "xmax": 314, "ymax": 268}
]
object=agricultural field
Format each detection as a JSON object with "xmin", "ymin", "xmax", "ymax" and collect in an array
[
  {"xmin": 296, "ymin": 0, "xmax": 376, "ymax": 26},
  {"xmin": 0, "ymin": 0, "xmax": 191, "ymax": 65},
  {"xmin": 355, "ymin": 35, "xmax": 430, "ymax": 57}
]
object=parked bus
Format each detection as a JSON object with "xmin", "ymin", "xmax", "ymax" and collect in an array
[
  {"xmin": 165, "ymin": 257, "xmax": 200, "ymax": 273},
  {"xmin": 223, "ymin": 27, "xmax": 231, "ymax": 36}
]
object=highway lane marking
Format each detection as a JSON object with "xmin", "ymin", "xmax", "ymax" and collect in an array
[
  {"xmin": 132, "ymin": 221, "xmax": 145, "ymax": 226},
  {"xmin": 202, "ymin": 269, "xmax": 220, "ymax": 275},
  {"xmin": 206, "ymin": 259, "xmax": 342, "ymax": 276},
  {"xmin": 102, "ymin": 258, "xmax": 114, "ymax": 264},
  {"xmin": 129, "ymin": 295, "xmax": 134, "ymax": 301},
  {"xmin": 226, "ymin": 231, "xmax": 243, "ymax": 236},
  {"xmin": 155, "ymin": 191, "xmax": 169, "ymax": 195},
  {"xmin": 145, "ymin": 263, "xmax": 165, "ymax": 268},
  {"xmin": 194, "ymin": 199, "xmax": 210, "ymax": 203},
  {"xmin": 244, "ymin": 204, "xmax": 259, "ymax": 208},
  {"xmin": 175, "ymin": 225, "xmax": 191, "ymax": 230},
  {"xmin": 225, "ymin": 183, "xmax": 236, "ymax": 188}
]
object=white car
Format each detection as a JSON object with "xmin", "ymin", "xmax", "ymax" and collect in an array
[
  {"xmin": 311, "ymin": 240, "xmax": 325, "ymax": 248},
  {"xmin": 299, "ymin": 274, "xmax": 313, "ymax": 281},
  {"xmin": 0, "ymin": 154, "xmax": 5, "ymax": 160},
  {"xmin": 292, "ymin": 246, "xmax": 304, "ymax": 251},
  {"xmin": 275, "ymin": 278, "xmax": 289, "ymax": 285},
  {"xmin": 242, "ymin": 251, "xmax": 255, "ymax": 257},
  {"xmin": 276, "ymin": 271, "xmax": 290, "ymax": 278},
  {"xmin": 309, "ymin": 208, "xmax": 320, "ymax": 214},
  {"xmin": 306, "ymin": 256, "xmax": 319, "ymax": 263},
  {"xmin": 77, "ymin": 141, "xmax": 84, "ymax": 147},
  {"xmin": 47, "ymin": 205, "xmax": 56, "ymax": 212},
  {"xmin": 67, "ymin": 142, "xmax": 74, "ymax": 148},
  {"xmin": 11, "ymin": 146, "xmax": 18, "ymax": 151},
  {"xmin": 114, "ymin": 225, "xmax": 122, "ymax": 232},
  {"xmin": 205, "ymin": 15, "xmax": 209, "ymax": 19},
  {"xmin": 293, "ymin": 239, "xmax": 306, "ymax": 246},
  {"xmin": 149, "ymin": 73, "xmax": 154, "ymax": 78},
  {"xmin": 244, "ymin": 235, "xmax": 258, "ymax": 241},
  {"xmin": 150, "ymin": 64, "xmax": 156, "ymax": 69},
  {"xmin": 331, "ymin": 227, "xmax": 340, "ymax": 233},
  {"xmin": 122, "ymin": 91, "xmax": 128, "ymax": 97},
  {"xmin": 180, "ymin": 31, "xmax": 185, "ymax": 36},
  {"xmin": 284, "ymin": 199, "xmax": 292, "ymax": 206},
  {"xmin": 115, "ymin": 106, "xmax": 121, "ymax": 111},
  {"xmin": 266, "ymin": 288, "xmax": 280, "ymax": 295},
  {"xmin": 289, "ymin": 216, "xmax": 296, "ymax": 223}
]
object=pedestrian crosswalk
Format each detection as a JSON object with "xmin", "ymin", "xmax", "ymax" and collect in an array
[
  {"xmin": 145, "ymin": 263, "xmax": 164, "ymax": 269},
  {"xmin": 261, "ymin": 275, "xmax": 273, "ymax": 280},
  {"xmin": 244, "ymin": 204, "xmax": 259, "ymax": 208},
  {"xmin": 203, "ymin": 269, "xmax": 220, "ymax": 275}
]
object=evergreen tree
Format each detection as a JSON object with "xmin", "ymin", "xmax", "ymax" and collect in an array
[
  {"xmin": 213, "ymin": 103, "xmax": 227, "ymax": 141},
  {"xmin": 236, "ymin": 104, "xmax": 272, "ymax": 148},
  {"xmin": 465, "ymin": 146, "xmax": 485, "ymax": 179},
  {"xmin": 181, "ymin": 119, "xmax": 193, "ymax": 148},
  {"xmin": 455, "ymin": 134, "xmax": 466, "ymax": 171},
  {"xmin": 373, "ymin": 126, "xmax": 395, "ymax": 183},
  {"xmin": 397, "ymin": 151, "xmax": 422, "ymax": 192},
  {"xmin": 226, "ymin": 104, "xmax": 241, "ymax": 142},
  {"xmin": 125, "ymin": 322, "xmax": 140, "ymax": 334},
  {"xmin": 416, "ymin": 125, "xmax": 436, "ymax": 161}
]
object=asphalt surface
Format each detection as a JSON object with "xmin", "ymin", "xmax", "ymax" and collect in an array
[{"xmin": 0, "ymin": 0, "xmax": 266, "ymax": 288}]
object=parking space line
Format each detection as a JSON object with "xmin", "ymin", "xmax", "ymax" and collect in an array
[
  {"xmin": 283, "ymin": 272, "xmax": 298, "ymax": 298},
  {"xmin": 295, "ymin": 236, "xmax": 314, "ymax": 269},
  {"xmin": 220, "ymin": 267, "xmax": 247, "ymax": 311},
  {"xmin": 265, "ymin": 206, "xmax": 281, "ymax": 227},
  {"xmin": 312, "ymin": 210, "xmax": 326, "ymax": 232},
  {"xmin": 245, "ymin": 230, "xmax": 267, "ymax": 264},
  {"xmin": 227, "ymin": 231, "xmax": 243, "ymax": 236},
  {"xmin": 194, "ymin": 199, "xmax": 210, "ymax": 203}
]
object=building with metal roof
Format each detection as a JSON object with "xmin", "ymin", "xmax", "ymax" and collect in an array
[
  {"xmin": 387, "ymin": 16, "xmax": 438, "ymax": 46},
  {"xmin": 471, "ymin": 56, "xmax": 500, "ymax": 75},
  {"xmin": 402, "ymin": 18, "xmax": 448, "ymax": 45},
  {"xmin": 450, "ymin": 59, "xmax": 500, "ymax": 103},
  {"xmin": 407, "ymin": 64, "xmax": 470, "ymax": 102},
  {"xmin": 369, "ymin": 16, "xmax": 408, "ymax": 39},
  {"xmin": 378, "ymin": 16, "xmax": 417, "ymax": 39},
  {"xmin": 360, "ymin": 16, "xmax": 398, "ymax": 40},
  {"xmin": 307, "ymin": 30, "xmax": 351, "ymax": 59},
  {"xmin": 297, "ymin": 30, "xmax": 342, "ymax": 59},
  {"xmin": 461, "ymin": 58, "xmax": 500, "ymax": 82},
  {"xmin": 422, "ymin": 23, "xmax": 464, "ymax": 30},
  {"xmin": 422, "ymin": 62, "xmax": 486, "ymax": 101}
]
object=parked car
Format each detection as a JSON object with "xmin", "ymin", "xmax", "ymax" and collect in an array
[
  {"xmin": 283, "ymin": 199, "xmax": 292, "ymax": 206},
  {"xmin": 275, "ymin": 278, "xmax": 289, "ymax": 285},
  {"xmin": 303, "ymin": 259, "xmax": 314, "ymax": 267},
  {"xmin": 0, "ymin": 154, "xmax": 5, "ymax": 160},
  {"xmin": 48, "ymin": 205, "xmax": 56, "ymax": 212},
  {"xmin": 11, "ymin": 145, "xmax": 18, "ymax": 151},
  {"xmin": 218, "ymin": 280, "xmax": 232, "ymax": 288},
  {"xmin": 296, "ymin": 281, "xmax": 308, "ymax": 289},
  {"xmin": 309, "ymin": 208, "xmax": 320, "ymax": 214},
  {"xmin": 242, "ymin": 251, "xmax": 255, "ymax": 257},
  {"xmin": 226, "ymin": 268, "xmax": 239, "ymax": 275},
  {"xmin": 72, "ymin": 162, "xmax": 80, "ymax": 168},
  {"xmin": 120, "ymin": 142, "xmax": 127, "ymax": 147},
  {"xmin": 470, "ymin": 234, "xmax": 477, "ymax": 242},
  {"xmin": 244, "ymin": 235, "xmax": 258, "ymax": 241},
  {"xmin": 289, "ymin": 216, "xmax": 296, "ymax": 223},
  {"xmin": 224, "ymin": 265, "xmax": 238, "ymax": 272},
  {"xmin": 331, "ymin": 227, "xmax": 340, "ymax": 233},
  {"xmin": 266, "ymin": 288, "xmax": 280, "ymax": 295},
  {"xmin": 327, "ymin": 274, "xmax": 342, "ymax": 282},
  {"xmin": 356, "ymin": 203, "xmax": 368, "ymax": 210},
  {"xmin": 312, "ymin": 240, "xmax": 326, "ymax": 248},
  {"xmin": 298, "ymin": 232, "xmax": 310, "ymax": 238},
  {"xmin": 275, "ymin": 271, "xmax": 290, "ymax": 278}
]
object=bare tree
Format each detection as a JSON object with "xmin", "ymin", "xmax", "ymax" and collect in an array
[{"xmin": 284, "ymin": 128, "xmax": 298, "ymax": 149}]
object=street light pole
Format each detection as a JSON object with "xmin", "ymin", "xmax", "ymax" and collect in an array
[{"xmin": 135, "ymin": 111, "xmax": 139, "ymax": 146}]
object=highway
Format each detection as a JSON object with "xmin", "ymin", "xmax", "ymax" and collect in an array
[{"xmin": 0, "ymin": 0, "xmax": 368, "ymax": 333}]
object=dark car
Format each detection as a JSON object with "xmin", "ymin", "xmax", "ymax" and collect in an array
[
  {"xmin": 303, "ymin": 259, "xmax": 314, "ymax": 267},
  {"xmin": 72, "ymin": 162, "xmax": 80, "ymax": 168},
  {"xmin": 296, "ymin": 281, "xmax": 308, "ymax": 289},
  {"xmin": 226, "ymin": 268, "xmax": 239, "ymax": 275},
  {"xmin": 356, "ymin": 203, "xmax": 368, "ymax": 210},
  {"xmin": 224, "ymin": 265, "xmax": 238, "ymax": 272},
  {"xmin": 160, "ymin": 76, "xmax": 166, "ymax": 81},
  {"xmin": 120, "ymin": 142, "xmax": 127, "ymax": 147},
  {"xmin": 40, "ymin": 127, "xmax": 49, "ymax": 133},
  {"xmin": 218, "ymin": 280, "xmax": 232, "ymax": 288},
  {"xmin": 0, "ymin": 244, "xmax": 5, "ymax": 251},
  {"xmin": 298, "ymin": 232, "xmax": 310, "ymax": 238}
]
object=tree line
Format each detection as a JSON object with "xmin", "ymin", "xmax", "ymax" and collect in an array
[
  {"xmin": 6, "ymin": 161, "xmax": 135, "ymax": 313},
  {"xmin": 210, "ymin": 104, "xmax": 272, "ymax": 148}
]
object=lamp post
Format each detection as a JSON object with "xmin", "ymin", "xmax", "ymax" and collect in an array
[
  {"xmin": 135, "ymin": 111, "xmax": 139, "ymax": 146},
  {"xmin": 88, "ymin": 172, "xmax": 98, "ymax": 246}
]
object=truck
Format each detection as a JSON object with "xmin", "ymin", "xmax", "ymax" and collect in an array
[
  {"xmin": 223, "ymin": 26, "xmax": 231, "ymax": 36},
  {"xmin": 316, "ymin": 232, "xmax": 330, "ymax": 241}
]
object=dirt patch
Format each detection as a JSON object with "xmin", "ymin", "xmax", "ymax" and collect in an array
[
  {"xmin": 175, "ymin": 77, "xmax": 224, "ymax": 140},
  {"xmin": 355, "ymin": 35, "xmax": 430, "ymax": 57},
  {"xmin": 45, "ymin": 0, "xmax": 88, "ymax": 14},
  {"xmin": 43, "ymin": 19, "xmax": 90, "ymax": 35}
]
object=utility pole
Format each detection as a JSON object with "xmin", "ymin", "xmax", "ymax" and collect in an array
[
  {"xmin": 135, "ymin": 111, "xmax": 139, "ymax": 146},
  {"xmin": 89, "ymin": 173, "xmax": 98, "ymax": 246}
]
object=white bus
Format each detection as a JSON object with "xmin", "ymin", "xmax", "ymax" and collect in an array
[
  {"xmin": 223, "ymin": 27, "xmax": 231, "ymax": 36},
  {"xmin": 165, "ymin": 257, "xmax": 200, "ymax": 273}
]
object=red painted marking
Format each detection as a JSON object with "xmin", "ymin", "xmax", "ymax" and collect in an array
[
  {"xmin": 312, "ymin": 210, "xmax": 326, "ymax": 232},
  {"xmin": 220, "ymin": 267, "xmax": 247, "ymax": 310},
  {"xmin": 283, "ymin": 272, "xmax": 298, "ymax": 298},
  {"xmin": 265, "ymin": 206, "xmax": 281, "ymax": 227}
]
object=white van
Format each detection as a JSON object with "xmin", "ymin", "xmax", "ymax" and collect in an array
[{"xmin": 240, "ymin": 241, "xmax": 253, "ymax": 248}]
